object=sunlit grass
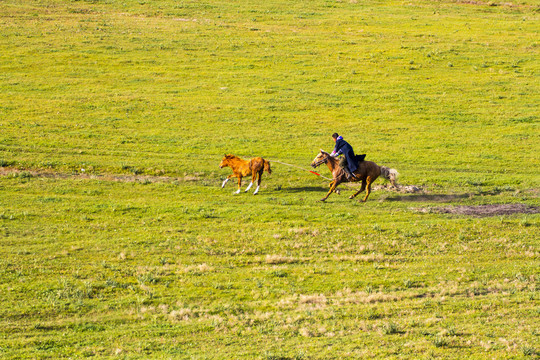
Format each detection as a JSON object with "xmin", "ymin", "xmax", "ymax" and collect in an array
[{"xmin": 0, "ymin": 0, "xmax": 539, "ymax": 358}]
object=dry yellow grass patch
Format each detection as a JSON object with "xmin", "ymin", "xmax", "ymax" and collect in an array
[
  {"xmin": 335, "ymin": 254, "xmax": 386, "ymax": 262},
  {"xmin": 265, "ymin": 254, "xmax": 297, "ymax": 264},
  {"xmin": 182, "ymin": 263, "xmax": 214, "ymax": 274},
  {"xmin": 169, "ymin": 308, "xmax": 193, "ymax": 322},
  {"xmin": 278, "ymin": 293, "xmax": 328, "ymax": 310}
]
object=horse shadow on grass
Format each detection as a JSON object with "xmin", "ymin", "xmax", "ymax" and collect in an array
[
  {"xmin": 283, "ymin": 186, "xmax": 326, "ymax": 193},
  {"xmin": 384, "ymin": 193, "xmax": 473, "ymax": 202}
]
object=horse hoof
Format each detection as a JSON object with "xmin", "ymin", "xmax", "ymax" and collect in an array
[
  {"xmin": 349, "ymin": 195, "xmax": 354, "ymax": 199},
  {"xmin": 320, "ymin": 198, "xmax": 327, "ymax": 202}
]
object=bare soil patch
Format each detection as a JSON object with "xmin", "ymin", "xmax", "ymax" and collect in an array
[
  {"xmin": 373, "ymin": 184, "xmax": 423, "ymax": 194},
  {"xmin": 431, "ymin": 203, "xmax": 539, "ymax": 217}
]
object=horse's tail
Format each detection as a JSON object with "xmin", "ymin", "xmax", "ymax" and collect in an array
[
  {"xmin": 264, "ymin": 159, "xmax": 272, "ymax": 174},
  {"xmin": 380, "ymin": 166, "xmax": 399, "ymax": 187}
]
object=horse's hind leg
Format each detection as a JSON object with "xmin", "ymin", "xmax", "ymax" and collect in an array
[
  {"xmin": 361, "ymin": 177, "xmax": 373, "ymax": 202},
  {"xmin": 349, "ymin": 180, "xmax": 366, "ymax": 199},
  {"xmin": 245, "ymin": 172, "xmax": 255, "ymax": 192},
  {"xmin": 253, "ymin": 170, "xmax": 263, "ymax": 195},
  {"xmin": 390, "ymin": 175, "xmax": 398, "ymax": 189},
  {"xmin": 246, "ymin": 165, "xmax": 261, "ymax": 193}
]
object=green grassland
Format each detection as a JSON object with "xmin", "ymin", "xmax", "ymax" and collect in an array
[{"xmin": 1, "ymin": 0, "xmax": 539, "ymax": 358}]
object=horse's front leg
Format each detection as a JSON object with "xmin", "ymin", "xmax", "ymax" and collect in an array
[
  {"xmin": 326, "ymin": 181, "xmax": 340, "ymax": 194},
  {"xmin": 222, "ymin": 174, "xmax": 236, "ymax": 188},
  {"xmin": 321, "ymin": 179, "xmax": 340, "ymax": 202}
]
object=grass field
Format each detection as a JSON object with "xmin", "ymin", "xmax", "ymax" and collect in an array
[{"xmin": 1, "ymin": 0, "xmax": 539, "ymax": 358}]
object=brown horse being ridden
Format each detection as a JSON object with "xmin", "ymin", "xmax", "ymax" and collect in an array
[
  {"xmin": 311, "ymin": 150, "xmax": 398, "ymax": 202},
  {"xmin": 219, "ymin": 154, "xmax": 271, "ymax": 195}
]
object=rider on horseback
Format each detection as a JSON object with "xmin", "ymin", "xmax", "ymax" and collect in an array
[{"xmin": 330, "ymin": 133, "xmax": 361, "ymax": 180}]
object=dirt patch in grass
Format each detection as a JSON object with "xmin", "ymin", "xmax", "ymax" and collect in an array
[
  {"xmin": 373, "ymin": 184, "xmax": 424, "ymax": 194},
  {"xmin": 431, "ymin": 204, "xmax": 540, "ymax": 217}
]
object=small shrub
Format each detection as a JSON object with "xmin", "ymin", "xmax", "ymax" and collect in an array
[
  {"xmin": 433, "ymin": 336, "xmax": 448, "ymax": 348},
  {"xmin": 366, "ymin": 309, "xmax": 381, "ymax": 320},
  {"xmin": 46, "ymin": 279, "xmax": 95, "ymax": 302},
  {"xmin": 446, "ymin": 326, "xmax": 458, "ymax": 337},
  {"xmin": 8, "ymin": 171, "xmax": 33, "ymax": 180},
  {"xmin": 382, "ymin": 322, "xmax": 400, "ymax": 334},
  {"xmin": 137, "ymin": 272, "xmax": 159, "ymax": 285},
  {"xmin": 404, "ymin": 279, "xmax": 415, "ymax": 288},
  {"xmin": 520, "ymin": 217, "xmax": 532, "ymax": 227},
  {"xmin": 521, "ymin": 345, "xmax": 537, "ymax": 357},
  {"xmin": 271, "ymin": 270, "xmax": 288, "ymax": 278},
  {"xmin": 35, "ymin": 339, "xmax": 59, "ymax": 350},
  {"xmin": 213, "ymin": 282, "xmax": 234, "ymax": 290},
  {"xmin": 0, "ymin": 159, "xmax": 15, "ymax": 167}
]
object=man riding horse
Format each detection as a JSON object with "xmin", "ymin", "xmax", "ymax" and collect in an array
[{"xmin": 330, "ymin": 133, "xmax": 363, "ymax": 180}]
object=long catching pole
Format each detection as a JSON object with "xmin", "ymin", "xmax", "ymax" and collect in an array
[
  {"xmin": 269, "ymin": 159, "xmax": 333, "ymax": 181},
  {"xmin": 269, "ymin": 158, "xmax": 359, "ymax": 189}
]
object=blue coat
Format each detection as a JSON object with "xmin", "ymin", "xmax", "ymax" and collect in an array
[{"xmin": 332, "ymin": 138, "xmax": 358, "ymax": 173}]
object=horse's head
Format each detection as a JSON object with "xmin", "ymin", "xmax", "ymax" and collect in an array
[
  {"xmin": 311, "ymin": 149, "xmax": 331, "ymax": 168},
  {"xmin": 219, "ymin": 154, "xmax": 233, "ymax": 169}
]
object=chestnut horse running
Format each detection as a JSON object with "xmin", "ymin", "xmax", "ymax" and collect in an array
[
  {"xmin": 220, "ymin": 154, "xmax": 271, "ymax": 195},
  {"xmin": 311, "ymin": 150, "xmax": 398, "ymax": 202}
]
